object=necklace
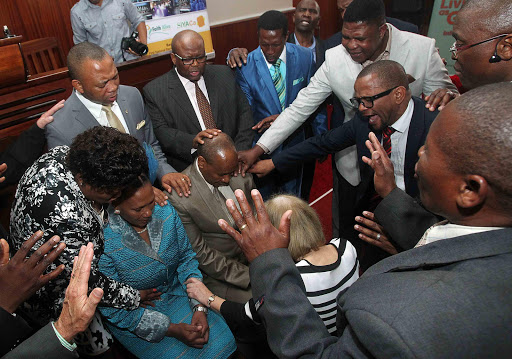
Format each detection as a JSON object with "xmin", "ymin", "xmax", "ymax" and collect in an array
[{"xmin": 136, "ymin": 227, "xmax": 148, "ymax": 234}]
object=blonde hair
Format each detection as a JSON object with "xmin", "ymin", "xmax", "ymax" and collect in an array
[{"xmin": 265, "ymin": 194, "xmax": 325, "ymax": 261}]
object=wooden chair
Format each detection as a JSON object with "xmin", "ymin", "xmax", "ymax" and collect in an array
[{"xmin": 21, "ymin": 37, "xmax": 66, "ymax": 76}]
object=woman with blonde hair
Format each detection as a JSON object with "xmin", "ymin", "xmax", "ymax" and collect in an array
[{"xmin": 187, "ymin": 194, "xmax": 359, "ymax": 336}]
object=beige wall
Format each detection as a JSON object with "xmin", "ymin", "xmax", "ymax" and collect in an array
[{"xmin": 206, "ymin": 0, "xmax": 294, "ymax": 26}]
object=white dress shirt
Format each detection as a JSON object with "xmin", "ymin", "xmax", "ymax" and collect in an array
[
  {"xmin": 388, "ymin": 98, "xmax": 413, "ymax": 192},
  {"xmin": 416, "ymin": 220, "xmax": 503, "ymax": 247},
  {"xmin": 175, "ymin": 68, "xmax": 210, "ymax": 131},
  {"xmin": 75, "ymin": 90, "xmax": 130, "ymax": 133}
]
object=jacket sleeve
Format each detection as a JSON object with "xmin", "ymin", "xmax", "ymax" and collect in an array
[
  {"xmin": 272, "ymin": 120, "xmax": 355, "ymax": 172},
  {"xmin": 250, "ymin": 249, "xmax": 374, "ymax": 359},
  {"xmin": 374, "ymin": 188, "xmax": 440, "ymax": 250},
  {"xmin": 0, "ymin": 124, "xmax": 46, "ymax": 188},
  {"xmin": 232, "ymin": 72, "xmax": 255, "ymax": 151},
  {"xmin": 422, "ymin": 38, "xmax": 458, "ymax": 96},
  {"xmin": 170, "ymin": 197, "xmax": 250, "ymax": 289}
]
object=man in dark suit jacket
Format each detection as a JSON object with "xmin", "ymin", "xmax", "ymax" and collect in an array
[
  {"xmin": 251, "ymin": 60, "xmax": 437, "ymax": 269},
  {"xmin": 143, "ymin": 30, "xmax": 253, "ymax": 172},
  {"xmin": 218, "ymin": 82, "xmax": 512, "ymax": 359}
]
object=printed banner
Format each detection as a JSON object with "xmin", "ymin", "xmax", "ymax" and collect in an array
[
  {"xmin": 427, "ymin": 0, "xmax": 466, "ymax": 74},
  {"xmin": 132, "ymin": 1, "xmax": 214, "ymax": 58}
]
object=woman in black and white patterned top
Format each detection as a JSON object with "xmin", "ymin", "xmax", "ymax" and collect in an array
[
  {"xmin": 186, "ymin": 194, "xmax": 360, "ymax": 340},
  {"xmin": 9, "ymin": 127, "xmax": 151, "ymax": 353}
]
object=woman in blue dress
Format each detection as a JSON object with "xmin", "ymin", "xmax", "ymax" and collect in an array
[{"xmin": 99, "ymin": 174, "xmax": 236, "ymax": 358}]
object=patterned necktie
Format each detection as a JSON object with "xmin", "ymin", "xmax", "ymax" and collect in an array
[
  {"xmin": 271, "ymin": 59, "xmax": 286, "ymax": 111},
  {"xmin": 102, "ymin": 105, "xmax": 126, "ymax": 133},
  {"xmin": 382, "ymin": 126, "xmax": 396, "ymax": 157},
  {"xmin": 195, "ymin": 82, "xmax": 216, "ymax": 128}
]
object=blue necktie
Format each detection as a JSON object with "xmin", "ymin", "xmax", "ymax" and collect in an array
[{"xmin": 271, "ymin": 59, "xmax": 286, "ymax": 111}]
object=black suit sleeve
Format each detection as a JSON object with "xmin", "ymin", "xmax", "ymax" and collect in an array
[
  {"xmin": 272, "ymin": 120, "xmax": 355, "ymax": 172},
  {"xmin": 231, "ymin": 72, "xmax": 254, "ymax": 151},
  {"xmin": 374, "ymin": 188, "xmax": 439, "ymax": 250},
  {"xmin": 0, "ymin": 124, "xmax": 45, "ymax": 188}
]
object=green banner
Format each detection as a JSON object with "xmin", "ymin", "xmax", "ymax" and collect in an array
[{"xmin": 427, "ymin": 0, "xmax": 466, "ymax": 74}]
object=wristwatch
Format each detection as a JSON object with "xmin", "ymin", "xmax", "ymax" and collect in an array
[
  {"xmin": 207, "ymin": 294, "xmax": 216, "ymax": 308},
  {"xmin": 193, "ymin": 305, "xmax": 208, "ymax": 314}
]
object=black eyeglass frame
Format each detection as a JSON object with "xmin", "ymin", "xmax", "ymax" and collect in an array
[
  {"xmin": 173, "ymin": 52, "xmax": 208, "ymax": 65},
  {"xmin": 350, "ymin": 86, "xmax": 399, "ymax": 109}
]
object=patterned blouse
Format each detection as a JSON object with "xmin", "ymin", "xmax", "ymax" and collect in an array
[{"xmin": 9, "ymin": 146, "xmax": 140, "ymax": 322}]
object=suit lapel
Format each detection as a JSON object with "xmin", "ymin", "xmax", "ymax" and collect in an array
[
  {"xmin": 364, "ymin": 228, "xmax": 512, "ymax": 276},
  {"xmin": 167, "ymin": 70, "xmax": 202, "ymax": 132},
  {"xmin": 285, "ymin": 46, "xmax": 295, "ymax": 108},
  {"xmin": 254, "ymin": 49, "xmax": 282, "ymax": 113},
  {"xmin": 403, "ymin": 97, "xmax": 425, "ymax": 193},
  {"xmin": 389, "ymin": 26, "xmax": 411, "ymax": 68},
  {"xmin": 116, "ymin": 86, "xmax": 138, "ymax": 137},
  {"xmin": 203, "ymin": 66, "xmax": 220, "ymax": 125},
  {"xmin": 69, "ymin": 92, "xmax": 101, "ymax": 130}
]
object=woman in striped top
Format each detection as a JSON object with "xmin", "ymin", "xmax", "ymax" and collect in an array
[{"xmin": 186, "ymin": 194, "xmax": 359, "ymax": 336}]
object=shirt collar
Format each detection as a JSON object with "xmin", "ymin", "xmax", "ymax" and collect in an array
[
  {"xmin": 416, "ymin": 220, "xmax": 504, "ymax": 247},
  {"xmin": 195, "ymin": 158, "xmax": 215, "ymax": 193},
  {"xmin": 389, "ymin": 98, "xmax": 414, "ymax": 134},
  {"xmin": 261, "ymin": 44, "xmax": 287, "ymax": 69},
  {"xmin": 75, "ymin": 90, "xmax": 119, "ymax": 119},
  {"xmin": 293, "ymin": 33, "xmax": 316, "ymax": 51}
]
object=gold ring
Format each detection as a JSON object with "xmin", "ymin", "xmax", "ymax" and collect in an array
[{"xmin": 239, "ymin": 224, "xmax": 248, "ymax": 231}]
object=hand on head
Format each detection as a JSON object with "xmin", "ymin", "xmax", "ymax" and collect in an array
[
  {"xmin": 0, "ymin": 231, "xmax": 66, "ymax": 314},
  {"xmin": 218, "ymin": 189, "xmax": 292, "ymax": 262}
]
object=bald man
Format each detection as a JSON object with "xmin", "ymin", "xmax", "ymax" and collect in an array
[
  {"xmin": 143, "ymin": 30, "xmax": 254, "ymax": 172},
  {"xmin": 168, "ymin": 133, "xmax": 255, "ymax": 303},
  {"xmin": 250, "ymin": 60, "xmax": 438, "ymax": 269}
]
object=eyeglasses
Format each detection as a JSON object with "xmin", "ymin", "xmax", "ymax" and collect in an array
[
  {"xmin": 449, "ymin": 34, "xmax": 508, "ymax": 58},
  {"xmin": 350, "ymin": 86, "xmax": 399, "ymax": 109},
  {"xmin": 173, "ymin": 53, "xmax": 207, "ymax": 65}
]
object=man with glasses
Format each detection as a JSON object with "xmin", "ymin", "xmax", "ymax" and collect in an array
[
  {"xmin": 143, "ymin": 30, "xmax": 254, "ymax": 172},
  {"xmin": 238, "ymin": 0, "xmax": 455, "ymax": 246},
  {"xmin": 250, "ymin": 60, "xmax": 437, "ymax": 270},
  {"xmin": 450, "ymin": 0, "xmax": 512, "ymax": 91}
]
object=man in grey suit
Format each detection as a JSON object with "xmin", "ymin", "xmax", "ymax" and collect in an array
[
  {"xmin": 168, "ymin": 133, "xmax": 254, "ymax": 303},
  {"xmin": 46, "ymin": 42, "xmax": 191, "ymax": 198},
  {"xmin": 219, "ymin": 82, "xmax": 512, "ymax": 358},
  {"xmin": 143, "ymin": 30, "xmax": 254, "ymax": 172}
]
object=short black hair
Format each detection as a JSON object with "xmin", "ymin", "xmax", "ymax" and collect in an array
[
  {"xmin": 344, "ymin": 0, "xmax": 386, "ymax": 26},
  {"xmin": 67, "ymin": 42, "xmax": 109, "ymax": 81},
  {"xmin": 257, "ymin": 10, "xmax": 289, "ymax": 37},
  {"xmin": 67, "ymin": 126, "xmax": 148, "ymax": 194},
  {"xmin": 113, "ymin": 173, "xmax": 151, "ymax": 205},
  {"xmin": 357, "ymin": 60, "xmax": 409, "ymax": 90},
  {"xmin": 197, "ymin": 133, "xmax": 236, "ymax": 164}
]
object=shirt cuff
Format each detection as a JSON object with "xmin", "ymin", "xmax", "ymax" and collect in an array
[
  {"xmin": 51, "ymin": 322, "xmax": 77, "ymax": 352},
  {"xmin": 256, "ymin": 142, "xmax": 270, "ymax": 154}
]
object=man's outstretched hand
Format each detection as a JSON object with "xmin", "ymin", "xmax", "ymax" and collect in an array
[
  {"xmin": 218, "ymin": 189, "xmax": 292, "ymax": 262},
  {"xmin": 362, "ymin": 132, "xmax": 397, "ymax": 198}
]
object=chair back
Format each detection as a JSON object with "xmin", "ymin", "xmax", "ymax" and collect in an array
[{"xmin": 21, "ymin": 37, "xmax": 66, "ymax": 76}]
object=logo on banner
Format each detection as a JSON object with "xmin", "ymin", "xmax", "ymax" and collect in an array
[
  {"xmin": 148, "ymin": 23, "xmax": 172, "ymax": 37},
  {"xmin": 177, "ymin": 16, "xmax": 206, "ymax": 29}
]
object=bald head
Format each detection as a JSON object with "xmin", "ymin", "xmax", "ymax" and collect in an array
[
  {"xmin": 197, "ymin": 133, "xmax": 238, "ymax": 187},
  {"xmin": 437, "ymin": 82, "xmax": 512, "ymax": 212},
  {"xmin": 357, "ymin": 60, "xmax": 410, "ymax": 91},
  {"xmin": 67, "ymin": 42, "xmax": 109, "ymax": 81},
  {"xmin": 171, "ymin": 30, "xmax": 206, "ymax": 82},
  {"xmin": 460, "ymin": 0, "xmax": 512, "ymax": 35}
]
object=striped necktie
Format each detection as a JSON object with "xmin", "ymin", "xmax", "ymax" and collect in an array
[
  {"xmin": 382, "ymin": 126, "xmax": 396, "ymax": 157},
  {"xmin": 195, "ymin": 82, "xmax": 216, "ymax": 128},
  {"xmin": 271, "ymin": 59, "xmax": 286, "ymax": 111}
]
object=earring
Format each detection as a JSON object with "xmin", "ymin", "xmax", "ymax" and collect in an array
[{"xmin": 114, "ymin": 209, "xmax": 120, "ymax": 215}]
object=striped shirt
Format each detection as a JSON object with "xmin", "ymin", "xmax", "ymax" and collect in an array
[{"xmin": 296, "ymin": 238, "xmax": 359, "ymax": 334}]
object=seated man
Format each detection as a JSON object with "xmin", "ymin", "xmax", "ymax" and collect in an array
[
  {"xmin": 235, "ymin": 10, "xmax": 325, "ymax": 199},
  {"xmin": 251, "ymin": 60, "xmax": 437, "ymax": 269},
  {"xmin": 45, "ymin": 42, "xmax": 190, "ymax": 199},
  {"xmin": 143, "ymin": 30, "xmax": 254, "ymax": 172},
  {"xmin": 168, "ymin": 133, "xmax": 254, "ymax": 303},
  {"xmin": 220, "ymin": 82, "xmax": 512, "ymax": 358}
]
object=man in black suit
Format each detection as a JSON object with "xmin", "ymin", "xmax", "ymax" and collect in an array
[
  {"xmin": 143, "ymin": 30, "xmax": 254, "ymax": 172},
  {"xmin": 219, "ymin": 81, "xmax": 512, "ymax": 359},
  {"xmin": 250, "ymin": 60, "xmax": 437, "ymax": 269}
]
